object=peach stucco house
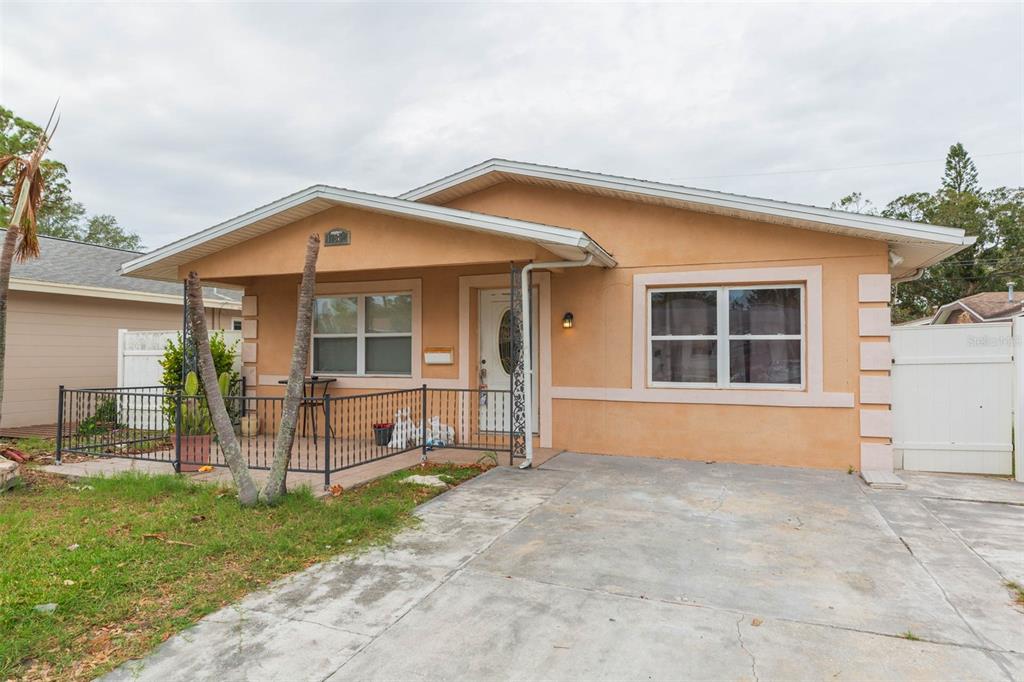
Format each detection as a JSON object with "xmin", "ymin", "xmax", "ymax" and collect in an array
[{"xmin": 120, "ymin": 160, "xmax": 974, "ymax": 475}]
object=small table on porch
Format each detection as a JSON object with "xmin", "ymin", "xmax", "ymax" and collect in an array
[{"xmin": 278, "ymin": 376, "xmax": 336, "ymax": 445}]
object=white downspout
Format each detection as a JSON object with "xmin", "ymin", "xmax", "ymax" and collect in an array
[{"xmin": 519, "ymin": 253, "xmax": 594, "ymax": 469}]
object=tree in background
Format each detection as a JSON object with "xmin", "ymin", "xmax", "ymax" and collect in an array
[
  {"xmin": 82, "ymin": 214, "xmax": 142, "ymax": 251},
  {"xmin": 0, "ymin": 105, "xmax": 142, "ymax": 250},
  {"xmin": 834, "ymin": 143, "xmax": 1023, "ymax": 322}
]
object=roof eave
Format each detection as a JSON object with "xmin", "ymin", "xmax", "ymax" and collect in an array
[
  {"xmin": 9, "ymin": 277, "xmax": 241, "ymax": 309},
  {"xmin": 121, "ymin": 184, "xmax": 616, "ymax": 280},
  {"xmin": 400, "ymin": 159, "xmax": 973, "ymax": 248}
]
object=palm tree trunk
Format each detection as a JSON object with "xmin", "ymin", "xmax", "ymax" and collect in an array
[
  {"xmin": 185, "ymin": 271, "xmax": 259, "ymax": 506},
  {"xmin": 0, "ymin": 181, "xmax": 32, "ymax": 426},
  {"xmin": 260, "ymin": 233, "xmax": 320, "ymax": 504}
]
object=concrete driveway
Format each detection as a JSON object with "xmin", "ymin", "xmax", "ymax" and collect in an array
[{"xmin": 108, "ymin": 453, "xmax": 1024, "ymax": 681}]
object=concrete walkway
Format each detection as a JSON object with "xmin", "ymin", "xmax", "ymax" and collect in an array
[{"xmin": 105, "ymin": 453, "xmax": 1024, "ymax": 681}]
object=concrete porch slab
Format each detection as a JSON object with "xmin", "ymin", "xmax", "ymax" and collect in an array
[
  {"xmin": 861, "ymin": 469, "xmax": 908, "ymax": 489},
  {"xmin": 40, "ymin": 447, "xmax": 564, "ymax": 499}
]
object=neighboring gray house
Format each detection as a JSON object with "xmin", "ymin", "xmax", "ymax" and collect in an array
[
  {"xmin": 1, "ymin": 232, "xmax": 240, "ymax": 430},
  {"xmin": 927, "ymin": 289, "xmax": 1024, "ymax": 325}
]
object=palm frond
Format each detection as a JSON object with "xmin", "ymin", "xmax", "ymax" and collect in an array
[
  {"xmin": 41, "ymin": 100, "xmax": 60, "ymax": 138},
  {"xmin": 13, "ymin": 166, "xmax": 44, "ymax": 261},
  {"xmin": 0, "ymin": 155, "xmax": 26, "ymax": 178},
  {"xmin": 4, "ymin": 104, "xmax": 57, "ymax": 262}
]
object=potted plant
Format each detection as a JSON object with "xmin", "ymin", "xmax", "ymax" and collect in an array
[
  {"xmin": 178, "ymin": 370, "xmax": 215, "ymax": 471},
  {"xmin": 373, "ymin": 421, "xmax": 395, "ymax": 447},
  {"xmin": 240, "ymin": 413, "xmax": 261, "ymax": 437}
]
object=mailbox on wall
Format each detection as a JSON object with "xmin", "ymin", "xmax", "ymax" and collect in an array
[{"xmin": 424, "ymin": 347, "xmax": 454, "ymax": 365}]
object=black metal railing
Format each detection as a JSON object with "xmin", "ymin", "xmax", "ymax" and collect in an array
[{"xmin": 56, "ymin": 384, "xmax": 512, "ymax": 487}]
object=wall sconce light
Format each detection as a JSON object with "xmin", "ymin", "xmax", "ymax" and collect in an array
[{"xmin": 562, "ymin": 312, "xmax": 574, "ymax": 329}]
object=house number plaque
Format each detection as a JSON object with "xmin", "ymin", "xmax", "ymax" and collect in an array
[{"xmin": 325, "ymin": 229, "xmax": 351, "ymax": 246}]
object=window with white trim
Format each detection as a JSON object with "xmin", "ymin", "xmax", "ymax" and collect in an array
[
  {"xmin": 648, "ymin": 285, "xmax": 803, "ymax": 388},
  {"xmin": 312, "ymin": 293, "xmax": 413, "ymax": 375}
]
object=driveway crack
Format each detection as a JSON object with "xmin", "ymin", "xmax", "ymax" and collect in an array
[
  {"xmin": 862, "ymin": 493, "xmax": 1017, "ymax": 681},
  {"xmin": 469, "ymin": 568, "xmax": 1021, "ymax": 655},
  {"xmin": 704, "ymin": 485, "xmax": 728, "ymax": 517},
  {"xmin": 735, "ymin": 615, "xmax": 759, "ymax": 682}
]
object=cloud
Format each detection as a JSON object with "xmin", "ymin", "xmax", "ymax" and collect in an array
[{"xmin": 1, "ymin": 2, "xmax": 1019, "ymax": 248}]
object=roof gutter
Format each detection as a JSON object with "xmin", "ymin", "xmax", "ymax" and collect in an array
[
  {"xmin": 519, "ymin": 253, "xmax": 594, "ymax": 469},
  {"xmin": 893, "ymin": 268, "xmax": 926, "ymax": 285},
  {"xmin": 8, "ymin": 278, "xmax": 241, "ymax": 309}
]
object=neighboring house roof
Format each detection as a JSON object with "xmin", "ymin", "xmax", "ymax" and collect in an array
[
  {"xmin": 930, "ymin": 291, "xmax": 1024, "ymax": 324},
  {"xmin": 120, "ymin": 185, "xmax": 617, "ymax": 282},
  {"xmin": 399, "ymin": 158, "xmax": 976, "ymax": 279},
  {"xmin": 3, "ymin": 230, "xmax": 241, "ymax": 308}
]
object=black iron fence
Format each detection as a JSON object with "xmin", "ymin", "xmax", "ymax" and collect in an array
[{"xmin": 56, "ymin": 384, "xmax": 512, "ymax": 487}]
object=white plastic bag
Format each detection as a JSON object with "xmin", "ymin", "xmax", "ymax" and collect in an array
[
  {"xmin": 425, "ymin": 415, "xmax": 455, "ymax": 448},
  {"xmin": 387, "ymin": 408, "xmax": 419, "ymax": 448}
]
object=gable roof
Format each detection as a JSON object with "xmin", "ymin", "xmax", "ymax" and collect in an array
[
  {"xmin": 121, "ymin": 184, "xmax": 616, "ymax": 282},
  {"xmin": 5, "ymin": 230, "xmax": 240, "ymax": 308},
  {"xmin": 932, "ymin": 291, "xmax": 1024, "ymax": 323},
  {"xmin": 399, "ymin": 158, "xmax": 976, "ymax": 279}
]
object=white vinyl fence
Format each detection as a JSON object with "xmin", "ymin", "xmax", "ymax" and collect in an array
[
  {"xmin": 116, "ymin": 329, "xmax": 242, "ymax": 388},
  {"xmin": 115, "ymin": 329, "xmax": 242, "ymax": 429},
  {"xmin": 892, "ymin": 321, "xmax": 1021, "ymax": 479}
]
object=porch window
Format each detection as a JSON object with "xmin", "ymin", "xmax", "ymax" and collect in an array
[
  {"xmin": 313, "ymin": 293, "xmax": 412, "ymax": 375},
  {"xmin": 649, "ymin": 285, "xmax": 803, "ymax": 388}
]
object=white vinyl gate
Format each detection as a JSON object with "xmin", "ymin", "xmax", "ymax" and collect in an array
[
  {"xmin": 892, "ymin": 321, "xmax": 1018, "ymax": 477},
  {"xmin": 115, "ymin": 329, "xmax": 242, "ymax": 429}
]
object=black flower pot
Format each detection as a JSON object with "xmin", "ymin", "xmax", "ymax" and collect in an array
[{"xmin": 373, "ymin": 425, "xmax": 394, "ymax": 447}]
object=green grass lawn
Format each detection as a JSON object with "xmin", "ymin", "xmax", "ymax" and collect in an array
[{"xmin": 0, "ymin": 462, "xmax": 486, "ymax": 680}]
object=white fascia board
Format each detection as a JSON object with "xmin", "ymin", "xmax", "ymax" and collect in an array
[
  {"xmin": 930, "ymin": 300, "xmax": 982, "ymax": 324},
  {"xmin": 400, "ymin": 159, "xmax": 972, "ymax": 247},
  {"xmin": 121, "ymin": 185, "xmax": 616, "ymax": 277},
  {"xmin": 10, "ymin": 278, "xmax": 241, "ymax": 309}
]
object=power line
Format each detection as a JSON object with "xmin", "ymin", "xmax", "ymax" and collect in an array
[
  {"xmin": 935, "ymin": 258, "xmax": 1024, "ymax": 265},
  {"xmin": 671, "ymin": 150, "xmax": 1023, "ymax": 182}
]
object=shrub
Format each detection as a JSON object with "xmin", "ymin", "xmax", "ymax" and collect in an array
[
  {"xmin": 159, "ymin": 332, "xmax": 240, "ymax": 425},
  {"xmin": 77, "ymin": 397, "xmax": 120, "ymax": 435},
  {"xmin": 159, "ymin": 332, "xmax": 238, "ymax": 392}
]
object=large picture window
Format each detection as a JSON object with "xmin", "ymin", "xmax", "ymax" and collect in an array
[
  {"xmin": 313, "ymin": 293, "xmax": 413, "ymax": 375},
  {"xmin": 649, "ymin": 285, "xmax": 803, "ymax": 388}
]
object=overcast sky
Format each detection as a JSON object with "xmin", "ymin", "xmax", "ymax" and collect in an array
[{"xmin": 1, "ymin": 2, "xmax": 1021, "ymax": 250}]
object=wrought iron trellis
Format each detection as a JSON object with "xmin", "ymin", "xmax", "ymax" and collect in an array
[
  {"xmin": 181, "ymin": 281, "xmax": 198, "ymax": 384},
  {"xmin": 509, "ymin": 264, "xmax": 527, "ymax": 460}
]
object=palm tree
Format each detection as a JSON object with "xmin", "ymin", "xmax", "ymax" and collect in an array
[
  {"xmin": 0, "ymin": 105, "xmax": 57, "ymax": 425},
  {"xmin": 261, "ymin": 232, "xmax": 320, "ymax": 503},
  {"xmin": 185, "ymin": 271, "xmax": 260, "ymax": 506},
  {"xmin": 186, "ymin": 233, "xmax": 320, "ymax": 505}
]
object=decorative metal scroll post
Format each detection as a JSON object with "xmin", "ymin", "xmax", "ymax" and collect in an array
[
  {"xmin": 181, "ymin": 281, "xmax": 198, "ymax": 386},
  {"xmin": 509, "ymin": 264, "xmax": 527, "ymax": 463}
]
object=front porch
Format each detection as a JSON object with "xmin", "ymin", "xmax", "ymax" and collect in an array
[
  {"xmin": 55, "ymin": 384, "xmax": 547, "ymax": 489},
  {"xmin": 117, "ymin": 182, "xmax": 616, "ymax": 470}
]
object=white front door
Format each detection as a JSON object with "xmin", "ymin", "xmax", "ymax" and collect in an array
[{"xmin": 478, "ymin": 288, "xmax": 539, "ymax": 431}]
